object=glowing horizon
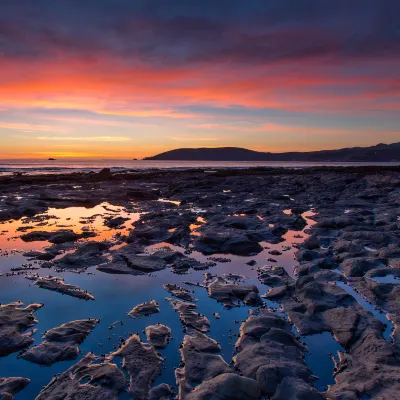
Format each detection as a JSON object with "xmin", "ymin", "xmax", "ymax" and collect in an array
[{"xmin": 1, "ymin": 1, "xmax": 399, "ymax": 159}]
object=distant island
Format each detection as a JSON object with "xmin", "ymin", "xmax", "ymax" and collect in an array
[
  {"xmin": 48, "ymin": 158, "xmax": 56, "ymax": 161},
  {"xmin": 144, "ymin": 142, "xmax": 400, "ymax": 162}
]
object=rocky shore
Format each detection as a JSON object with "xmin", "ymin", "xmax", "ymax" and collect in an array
[{"xmin": 0, "ymin": 165, "xmax": 399, "ymax": 399}]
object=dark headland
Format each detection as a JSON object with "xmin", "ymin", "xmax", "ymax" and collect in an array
[{"xmin": 144, "ymin": 142, "xmax": 400, "ymax": 162}]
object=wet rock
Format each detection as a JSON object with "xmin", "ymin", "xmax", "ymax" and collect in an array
[
  {"xmin": 176, "ymin": 331, "xmax": 233, "ymax": 399},
  {"xmin": 51, "ymin": 241, "xmax": 111, "ymax": 270},
  {"xmin": 186, "ymin": 373, "xmax": 260, "ymax": 400},
  {"xmin": 341, "ymin": 257, "xmax": 385, "ymax": 277},
  {"xmin": 130, "ymin": 211, "xmax": 195, "ymax": 246},
  {"xmin": 234, "ymin": 310, "xmax": 321, "ymax": 399},
  {"xmin": 21, "ymin": 319, "xmax": 99, "ymax": 365},
  {"xmin": 0, "ymin": 302, "xmax": 43, "ymax": 357},
  {"xmin": 104, "ymin": 216, "xmax": 129, "ymax": 228},
  {"xmin": 325, "ymin": 330, "xmax": 400, "ymax": 399},
  {"xmin": 22, "ymin": 250, "xmax": 55, "ymax": 261},
  {"xmin": 273, "ymin": 377, "xmax": 322, "ymax": 400},
  {"xmin": 149, "ymin": 383, "xmax": 174, "ymax": 400},
  {"xmin": 257, "ymin": 265, "xmax": 294, "ymax": 289},
  {"xmin": 146, "ymin": 324, "xmax": 171, "ymax": 348},
  {"xmin": 207, "ymin": 276, "xmax": 262, "ymax": 307},
  {"xmin": 195, "ymin": 229, "xmax": 264, "ymax": 256},
  {"xmin": 128, "ymin": 300, "xmax": 160, "ymax": 318},
  {"xmin": 26, "ymin": 276, "xmax": 94, "ymax": 300},
  {"xmin": 111, "ymin": 334, "xmax": 163, "ymax": 400},
  {"xmin": 100, "ymin": 245, "xmax": 213, "ymax": 275},
  {"xmin": 0, "ymin": 377, "xmax": 29, "ymax": 400},
  {"xmin": 36, "ymin": 353, "xmax": 125, "ymax": 400},
  {"xmin": 128, "ymin": 188, "xmax": 161, "ymax": 200},
  {"xmin": 163, "ymin": 284, "xmax": 196, "ymax": 302},
  {"xmin": 21, "ymin": 229, "xmax": 96, "ymax": 244},
  {"xmin": 166, "ymin": 298, "xmax": 210, "ymax": 332}
]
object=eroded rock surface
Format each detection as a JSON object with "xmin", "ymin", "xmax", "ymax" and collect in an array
[
  {"xmin": 0, "ymin": 377, "xmax": 29, "ymax": 400},
  {"xmin": 146, "ymin": 324, "xmax": 171, "ymax": 348},
  {"xmin": 176, "ymin": 331, "xmax": 232, "ymax": 399},
  {"xmin": 166, "ymin": 298, "xmax": 210, "ymax": 332},
  {"xmin": 233, "ymin": 310, "xmax": 321, "ymax": 399},
  {"xmin": 0, "ymin": 302, "xmax": 43, "ymax": 357},
  {"xmin": 163, "ymin": 284, "xmax": 197, "ymax": 302},
  {"xmin": 26, "ymin": 275, "xmax": 94, "ymax": 300},
  {"xmin": 36, "ymin": 353, "xmax": 125, "ymax": 400},
  {"xmin": 111, "ymin": 334, "xmax": 163, "ymax": 400},
  {"xmin": 21, "ymin": 229, "xmax": 96, "ymax": 244},
  {"xmin": 21, "ymin": 319, "xmax": 99, "ymax": 365},
  {"xmin": 207, "ymin": 276, "xmax": 263, "ymax": 307},
  {"xmin": 128, "ymin": 300, "xmax": 160, "ymax": 318}
]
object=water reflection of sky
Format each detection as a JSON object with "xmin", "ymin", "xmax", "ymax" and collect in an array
[{"xmin": 0, "ymin": 204, "xmax": 344, "ymax": 399}]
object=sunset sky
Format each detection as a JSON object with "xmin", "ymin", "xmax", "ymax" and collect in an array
[{"xmin": 1, "ymin": 1, "xmax": 399, "ymax": 159}]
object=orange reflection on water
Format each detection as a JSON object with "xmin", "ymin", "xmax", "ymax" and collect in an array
[{"xmin": 0, "ymin": 203, "xmax": 141, "ymax": 252}]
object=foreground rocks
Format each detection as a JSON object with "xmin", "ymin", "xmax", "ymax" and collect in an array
[
  {"xmin": 36, "ymin": 353, "xmax": 126, "ymax": 400},
  {"xmin": 166, "ymin": 298, "xmax": 210, "ymax": 332},
  {"xmin": 98, "ymin": 245, "xmax": 213, "ymax": 275},
  {"xmin": 0, "ymin": 377, "xmax": 29, "ymax": 399},
  {"xmin": 163, "ymin": 284, "xmax": 197, "ymax": 302},
  {"xmin": 110, "ymin": 334, "xmax": 163, "ymax": 400},
  {"xmin": 176, "ymin": 330, "xmax": 259, "ymax": 400},
  {"xmin": 206, "ymin": 276, "xmax": 263, "ymax": 308},
  {"xmin": 1, "ymin": 166, "xmax": 400, "ymax": 398},
  {"xmin": 21, "ymin": 319, "xmax": 99, "ymax": 365},
  {"xmin": 128, "ymin": 300, "xmax": 160, "ymax": 318},
  {"xmin": 146, "ymin": 324, "xmax": 171, "ymax": 348},
  {"xmin": 234, "ymin": 310, "xmax": 321, "ymax": 399},
  {"xmin": 21, "ymin": 229, "xmax": 96, "ymax": 244},
  {"xmin": 0, "ymin": 302, "xmax": 43, "ymax": 357},
  {"xmin": 26, "ymin": 275, "xmax": 95, "ymax": 300}
]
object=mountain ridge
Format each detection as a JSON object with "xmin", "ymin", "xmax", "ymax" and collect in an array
[{"xmin": 143, "ymin": 142, "xmax": 400, "ymax": 162}]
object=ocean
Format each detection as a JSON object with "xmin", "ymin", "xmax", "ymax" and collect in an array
[{"xmin": 1, "ymin": 159, "xmax": 399, "ymax": 175}]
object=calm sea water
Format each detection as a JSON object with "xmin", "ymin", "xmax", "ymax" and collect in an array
[{"xmin": 0, "ymin": 159, "xmax": 399, "ymax": 175}]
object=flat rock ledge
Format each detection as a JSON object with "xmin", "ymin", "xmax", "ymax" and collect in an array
[
  {"xmin": 0, "ymin": 302, "xmax": 43, "ymax": 357},
  {"xmin": 233, "ymin": 310, "xmax": 322, "ymax": 399},
  {"xmin": 166, "ymin": 298, "xmax": 210, "ymax": 333},
  {"xmin": 36, "ymin": 352, "xmax": 126, "ymax": 400},
  {"xmin": 21, "ymin": 319, "xmax": 99, "ymax": 365},
  {"xmin": 25, "ymin": 275, "xmax": 95, "ymax": 300},
  {"xmin": 128, "ymin": 300, "xmax": 160, "ymax": 318},
  {"xmin": 110, "ymin": 334, "xmax": 164, "ymax": 400},
  {"xmin": 0, "ymin": 377, "xmax": 30, "ymax": 400},
  {"xmin": 146, "ymin": 324, "xmax": 171, "ymax": 348},
  {"xmin": 176, "ymin": 330, "xmax": 259, "ymax": 400},
  {"xmin": 163, "ymin": 283, "xmax": 197, "ymax": 302}
]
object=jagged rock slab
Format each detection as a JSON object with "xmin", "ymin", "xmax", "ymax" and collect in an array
[
  {"xmin": 186, "ymin": 373, "xmax": 260, "ymax": 400},
  {"xmin": 128, "ymin": 300, "xmax": 160, "ymax": 318},
  {"xmin": 206, "ymin": 276, "xmax": 263, "ymax": 307},
  {"xmin": 21, "ymin": 229, "xmax": 96, "ymax": 244},
  {"xmin": 48, "ymin": 241, "xmax": 111, "ymax": 270},
  {"xmin": 233, "ymin": 310, "xmax": 321, "ymax": 399},
  {"xmin": 163, "ymin": 284, "xmax": 197, "ymax": 302},
  {"xmin": 176, "ymin": 331, "xmax": 232, "ymax": 399},
  {"xmin": 149, "ymin": 383, "xmax": 174, "ymax": 400},
  {"xmin": 146, "ymin": 324, "xmax": 171, "ymax": 348},
  {"xmin": 111, "ymin": 334, "xmax": 163, "ymax": 400},
  {"xmin": 0, "ymin": 302, "xmax": 43, "ymax": 357},
  {"xmin": 166, "ymin": 298, "xmax": 210, "ymax": 332},
  {"xmin": 36, "ymin": 353, "xmax": 125, "ymax": 400},
  {"xmin": 26, "ymin": 275, "xmax": 95, "ymax": 300},
  {"xmin": 21, "ymin": 319, "xmax": 99, "ymax": 365},
  {"xmin": 0, "ymin": 377, "xmax": 30, "ymax": 399}
]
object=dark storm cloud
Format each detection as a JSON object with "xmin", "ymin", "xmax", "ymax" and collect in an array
[{"xmin": 1, "ymin": 0, "xmax": 399, "ymax": 64}]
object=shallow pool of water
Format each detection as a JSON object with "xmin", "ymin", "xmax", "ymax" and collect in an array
[{"xmin": 0, "ymin": 203, "xmax": 341, "ymax": 398}]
